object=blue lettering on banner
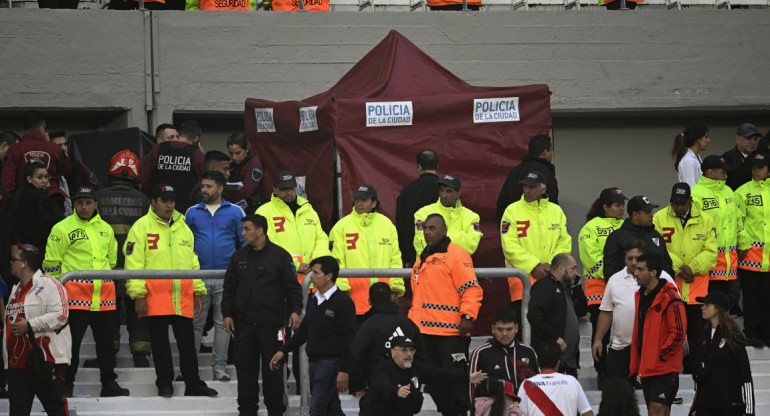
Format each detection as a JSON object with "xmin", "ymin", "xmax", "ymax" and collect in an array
[
  {"xmin": 255, "ymin": 108, "xmax": 276, "ymax": 133},
  {"xmin": 365, "ymin": 101, "xmax": 413, "ymax": 127},
  {"xmin": 299, "ymin": 106, "xmax": 319, "ymax": 133},
  {"xmin": 472, "ymin": 97, "xmax": 520, "ymax": 124}
]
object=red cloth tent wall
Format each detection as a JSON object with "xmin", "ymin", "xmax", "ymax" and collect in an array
[{"xmin": 245, "ymin": 30, "xmax": 551, "ymax": 330}]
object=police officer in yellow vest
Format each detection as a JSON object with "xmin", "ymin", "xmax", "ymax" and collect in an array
[
  {"xmin": 414, "ymin": 174, "xmax": 482, "ymax": 257},
  {"xmin": 653, "ymin": 182, "xmax": 717, "ymax": 373},
  {"xmin": 43, "ymin": 186, "xmax": 129, "ymax": 398},
  {"xmin": 256, "ymin": 170, "xmax": 330, "ymax": 283},
  {"xmin": 124, "ymin": 184, "xmax": 217, "ymax": 398},
  {"xmin": 330, "ymin": 185, "xmax": 404, "ymax": 321},
  {"xmin": 735, "ymin": 152, "xmax": 770, "ymax": 348}
]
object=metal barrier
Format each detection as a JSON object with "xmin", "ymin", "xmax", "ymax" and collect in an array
[{"xmin": 59, "ymin": 267, "xmax": 530, "ymax": 412}]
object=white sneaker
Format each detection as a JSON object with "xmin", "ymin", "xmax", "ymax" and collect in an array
[{"xmin": 213, "ymin": 368, "xmax": 230, "ymax": 382}]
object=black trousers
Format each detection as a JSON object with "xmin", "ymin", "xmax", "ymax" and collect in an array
[
  {"xmin": 7, "ymin": 364, "xmax": 69, "ymax": 416},
  {"xmin": 739, "ymin": 270, "xmax": 770, "ymax": 341},
  {"xmin": 423, "ymin": 334, "xmax": 470, "ymax": 416},
  {"xmin": 125, "ymin": 297, "xmax": 151, "ymax": 355},
  {"xmin": 234, "ymin": 323, "xmax": 285, "ymax": 416},
  {"xmin": 66, "ymin": 309, "xmax": 118, "ymax": 386},
  {"xmin": 683, "ymin": 304, "xmax": 705, "ymax": 374},
  {"xmin": 147, "ymin": 315, "xmax": 201, "ymax": 389},
  {"xmin": 588, "ymin": 304, "xmax": 609, "ymax": 374},
  {"xmin": 605, "ymin": 346, "xmax": 633, "ymax": 383}
]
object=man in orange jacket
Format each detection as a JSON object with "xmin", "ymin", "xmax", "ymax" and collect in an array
[{"xmin": 408, "ymin": 213, "xmax": 482, "ymax": 416}]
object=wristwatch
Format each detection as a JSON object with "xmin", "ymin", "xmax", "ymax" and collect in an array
[{"xmin": 462, "ymin": 314, "xmax": 473, "ymax": 321}]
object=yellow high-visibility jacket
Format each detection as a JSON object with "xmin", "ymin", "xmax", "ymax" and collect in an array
[
  {"xmin": 414, "ymin": 198, "xmax": 482, "ymax": 256},
  {"xmin": 735, "ymin": 179, "xmax": 770, "ymax": 272},
  {"xmin": 691, "ymin": 176, "xmax": 739, "ymax": 280},
  {"xmin": 578, "ymin": 216, "xmax": 623, "ymax": 306}
]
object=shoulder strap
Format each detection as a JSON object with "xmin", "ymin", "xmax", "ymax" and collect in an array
[{"xmin": 524, "ymin": 380, "xmax": 565, "ymax": 416}]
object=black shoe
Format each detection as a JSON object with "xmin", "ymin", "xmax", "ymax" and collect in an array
[
  {"xmin": 184, "ymin": 382, "xmax": 218, "ymax": 397},
  {"xmin": 175, "ymin": 374, "xmax": 184, "ymax": 381},
  {"xmin": 672, "ymin": 396, "xmax": 684, "ymax": 405},
  {"xmin": 133, "ymin": 354, "xmax": 150, "ymax": 368},
  {"xmin": 64, "ymin": 384, "xmax": 74, "ymax": 398},
  {"xmin": 0, "ymin": 387, "xmax": 9, "ymax": 399},
  {"xmin": 199, "ymin": 344, "xmax": 213, "ymax": 353},
  {"xmin": 83, "ymin": 358, "xmax": 99, "ymax": 368},
  {"xmin": 100, "ymin": 381, "xmax": 130, "ymax": 397},
  {"xmin": 158, "ymin": 386, "xmax": 174, "ymax": 397}
]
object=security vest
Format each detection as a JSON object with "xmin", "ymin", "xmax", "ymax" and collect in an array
[
  {"xmin": 501, "ymin": 196, "xmax": 571, "ymax": 302},
  {"xmin": 42, "ymin": 212, "xmax": 118, "ymax": 311},
  {"xmin": 408, "ymin": 239, "xmax": 482, "ymax": 337},
  {"xmin": 414, "ymin": 198, "xmax": 482, "ymax": 256},
  {"xmin": 330, "ymin": 210, "xmax": 404, "ymax": 315},
  {"xmin": 653, "ymin": 204, "xmax": 717, "ymax": 304},
  {"xmin": 269, "ymin": 0, "xmax": 329, "ymax": 11},
  {"xmin": 255, "ymin": 194, "xmax": 330, "ymax": 283},
  {"xmin": 691, "ymin": 176, "xmax": 738, "ymax": 281},
  {"xmin": 426, "ymin": 0, "xmax": 480, "ymax": 7},
  {"xmin": 192, "ymin": 0, "xmax": 253, "ymax": 9},
  {"xmin": 124, "ymin": 207, "xmax": 206, "ymax": 318},
  {"xmin": 578, "ymin": 216, "xmax": 623, "ymax": 306},
  {"xmin": 735, "ymin": 179, "xmax": 770, "ymax": 272}
]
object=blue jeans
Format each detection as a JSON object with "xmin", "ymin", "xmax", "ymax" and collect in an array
[
  {"xmin": 309, "ymin": 359, "xmax": 345, "ymax": 416},
  {"xmin": 193, "ymin": 280, "xmax": 230, "ymax": 370}
]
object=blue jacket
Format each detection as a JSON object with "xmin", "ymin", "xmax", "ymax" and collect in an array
[{"xmin": 185, "ymin": 200, "xmax": 245, "ymax": 270}]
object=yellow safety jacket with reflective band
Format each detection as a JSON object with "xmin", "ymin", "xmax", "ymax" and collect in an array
[
  {"xmin": 735, "ymin": 179, "xmax": 770, "ymax": 272},
  {"xmin": 414, "ymin": 198, "xmax": 482, "ymax": 256},
  {"xmin": 330, "ymin": 210, "xmax": 404, "ymax": 315},
  {"xmin": 43, "ymin": 212, "xmax": 118, "ymax": 311},
  {"xmin": 256, "ymin": 194, "xmax": 331, "ymax": 282},
  {"xmin": 501, "ymin": 196, "xmax": 571, "ymax": 302},
  {"xmin": 578, "ymin": 216, "xmax": 623, "ymax": 306},
  {"xmin": 124, "ymin": 207, "xmax": 206, "ymax": 318},
  {"xmin": 691, "ymin": 176, "xmax": 738, "ymax": 280},
  {"xmin": 653, "ymin": 204, "xmax": 717, "ymax": 304}
]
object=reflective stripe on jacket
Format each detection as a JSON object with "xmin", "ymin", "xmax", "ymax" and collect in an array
[
  {"xmin": 653, "ymin": 204, "xmax": 717, "ymax": 304},
  {"xmin": 629, "ymin": 281, "xmax": 685, "ymax": 378},
  {"xmin": 124, "ymin": 207, "xmax": 205, "ymax": 318},
  {"xmin": 414, "ymin": 198, "xmax": 482, "ymax": 256},
  {"xmin": 692, "ymin": 176, "xmax": 738, "ymax": 280},
  {"xmin": 43, "ymin": 212, "xmax": 118, "ymax": 311},
  {"xmin": 735, "ymin": 179, "xmax": 770, "ymax": 272},
  {"xmin": 579, "ymin": 216, "xmax": 623, "ymax": 306},
  {"xmin": 330, "ymin": 210, "xmax": 404, "ymax": 315},
  {"xmin": 269, "ymin": 0, "xmax": 329, "ymax": 11},
  {"xmin": 501, "ymin": 196, "xmax": 571, "ymax": 302}
]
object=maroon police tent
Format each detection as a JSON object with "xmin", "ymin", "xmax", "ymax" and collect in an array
[{"xmin": 245, "ymin": 30, "xmax": 551, "ymax": 330}]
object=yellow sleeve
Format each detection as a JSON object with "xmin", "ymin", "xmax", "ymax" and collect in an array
[
  {"xmin": 578, "ymin": 221, "xmax": 601, "ymax": 277},
  {"xmin": 735, "ymin": 189, "xmax": 749, "ymax": 250},
  {"xmin": 312, "ymin": 213, "xmax": 331, "ymax": 259},
  {"xmin": 500, "ymin": 207, "xmax": 541, "ymax": 274},
  {"xmin": 42, "ymin": 223, "xmax": 67, "ymax": 279},
  {"xmin": 185, "ymin": 0, "xmax": 200, "ymax": 10},
  {"xmin": 555, "ymin": 209, "xmax": 572, "ymax": 256},
  {"xmin": 690, "ymin": 215, "xmax": 718, "ymax": 275},
  {"xmin": 329, "ymin": 222, "xmax": 351, "ymax": 292},
  {"xmin": 413, "ymin": 209, "xmax": 427, "ymax": 259},
  {"xmin": 653, "ymin": 211, "xmax": 684, "ymax": 274},
  {"xmin": 447, "ymin": 210, "xmax": 482, "ymax": 255},
  {"xmin": 124, "ymin": 221, "xmax": 148, "ymax": 299},
  {"xmin": 107, "ymin": 227, "xmax": 118, "ymax": 270}
]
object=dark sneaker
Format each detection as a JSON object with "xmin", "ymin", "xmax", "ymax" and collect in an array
[
  {"xmin": 83, "ymin": 358, "xmax": 99, "ymax": 368},
  {"xmin": 672, "ymin": 396, "xmax": 684, "ymax": 405},
  {"xmin": 175, "ymin": 374, "xmax": 184, "ymax": 382},
  {"xmin": 185, "ymin": 382, "xmax": 218, "ymax": 397},
  {"xmin": 100, "ymin": 381, "xmax": 130, "ymax": 397},
  {"xmin": 158, "ymin": 386, "xmax": 174, "ymax": 398},
  {"xmin": 65, "ymin": 384, "xmax": 74, "ymax": 398},
  {"xmin": 0, "ymin": 387, "xmax": 9, "ymax": 398},
  {"xmin": 133, "ymin": 354, "xmax": 150, "ymax": 368}
]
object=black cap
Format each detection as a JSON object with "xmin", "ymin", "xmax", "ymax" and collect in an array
[
  {"xmin": 749, "ymin": 152, "xmax": 770, "ymax": 168},
  {"xmin": 390, "ymin": 336, "xmax": 416, "ymax": 348},
  {"xmin": 695, "ymin": 291, "xmax": 731, "ymax": 310},
  {"xmin": 274, "ymin": 170, "xmax": 297, "ymax": 189},
  {"xmin": 670, "ymin": 182, "xmax": 691, "ymax": 204},
  {"xmin": 352, "ymin": 184, "xmax": 377, "ymax": 200},
  {"xmin": 71, "ymin": 186, "xmax": 97, "ymax": 201},
  {"xmin": 627, "ymin": 195, "xmax": 658, "ymax": 214},
  {"xmin": 599, "ymin": 187, "xmax": 628, "ymax": 204},
  {"xmin": 701, "ymin": 155, "xmax": 727, "ymax": 172},
  {"xmin": 737, "ymin": 123, "xmax": 762, "ymax": 138},
  {"xmin": 152, "ymin": 183, "xmax": 177, "ymax": 199},
  {"xmin": 518, "ymin": 171, "xmax": 547, "ymax": 187},
  {"xmin": 436, "ymin": 174, "xmax": 461, "ymax": 191}
]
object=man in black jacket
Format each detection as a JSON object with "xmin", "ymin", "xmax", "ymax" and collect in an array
[
  {"xmin": 350, "ymin": 283, "xmax": 427, "ymax": 415},
  {"xmin": 527, "ymin": 254, "xmax": 586, "ymax": 378},
  {"xmin": 222, "ymin": 214, "xmax": 303, "ymax": 416},
  {"xmin": 603, "ymin": 195, "xmax": 674, "ymax": 280},
  {"xmin": 395, "ymin": 149, "xmax": 439, "ymax": 267},
  {"xmin": 496, "ymin": 134, "xmax": 558, "ymax": 222},
  {"xmin": 722, "ymin": 123, "xmax": 762, "ymax": 191}
]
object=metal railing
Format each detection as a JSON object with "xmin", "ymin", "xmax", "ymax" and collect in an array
[{"xmin": 59, "ymin": 267, "xmax": 530, "ymax": 411}]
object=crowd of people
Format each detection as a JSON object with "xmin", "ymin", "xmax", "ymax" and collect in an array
[{"xmin": 0, "ymin": 110, "xmax": 764, "ymax": 416}]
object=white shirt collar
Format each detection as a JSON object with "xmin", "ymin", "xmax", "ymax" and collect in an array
[{"xmin": 314, "ymin": 284, "xmax": 338, "ymax": 305}]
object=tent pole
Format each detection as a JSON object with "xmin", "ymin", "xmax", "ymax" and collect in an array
[{"xmin": 336, "ymin": 147, "xmax": 343, "ymax": 221}]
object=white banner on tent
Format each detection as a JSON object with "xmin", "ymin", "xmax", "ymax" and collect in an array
[
  {"xmin": 255, "ymin": 108, "xmax": 276, "ymax": 132},
  {"xmin": 299, "ymin": 106, "xmax": 319, "ymax": 133},
  {"xmin": 472, "ymin": 97, "xmax": 520, "ymax": 123},
  {"xmin": 365, "ymin": 101, "xmax": 413, "ymax": 127}
]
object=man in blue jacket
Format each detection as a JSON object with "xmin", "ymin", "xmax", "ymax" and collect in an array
[{"xmin": 185, "ymin": 170, "xmax": 245, "ymax": 381}]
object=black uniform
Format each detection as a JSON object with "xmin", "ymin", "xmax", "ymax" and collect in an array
[
  {"xmin": 13, "ymin": 186, "xmax": 65, "ymax": 254},
  {"xmin": 496, "ymin": 154, "xmax": 559, "ymax": 223},
  {"xmin": 221, "ymin": 239, "xmax": 302, "ymax": 416},
  {"xmin": 395, "ymin": 172, "xmax": 439, "ymax": 265},
  {"xmin": 722, "ymin": 147, "xmax": 755, "ymax": 191},
  {"xmin": 603, "ymin": 219, "xmax": 675, "ymax": 280},
  {"xmin": 469, "ymin": 337, "xmax": 539, "ymax": 396},
  {"xmin": 140, "ymin": 141, "xmax": 204, "ymax": 212},
  {"xmin": 692, "ymin": 325, "xmax": 755, "ymax": 416},
  {"xmin": 369, "ymin": 358, "xmax": 467, "ymax": 416}
]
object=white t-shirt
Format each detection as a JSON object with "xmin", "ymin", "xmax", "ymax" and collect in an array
[
  {"xmin": 517, "ymin": 372, "xmax": 592, "ymax": 416},
  {"xmin": 677, "ymin": 148, "xmax": 702, "ymax": 188},
  {"xmin": 600, "ymin": 267, "xmax": 639, "ymax": 349}
]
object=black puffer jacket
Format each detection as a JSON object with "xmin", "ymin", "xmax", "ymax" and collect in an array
[
  {"xmin": 603, "ymin": 219, "xmax": 674, "ymax": 280},
  {"xmin": 496, "ymin": 154, "xmax": 559, "ymax": 222}
]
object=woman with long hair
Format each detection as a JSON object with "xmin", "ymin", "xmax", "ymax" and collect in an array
[
  {"xmin": 225, "ymin": 132, "xmax": 265, "ymax": 213},
  {"xmin": 691, "ymin": 291, "xmax": 754, "ymax": 416},
  {"xmin": 579, "ymin": 187, "xmax": 627, "ymax": 387},
  {"xmin": 474, "ymin": 379, "xmax": 524, "ymax": 416},
  {"xmin": 597, "ymin": 377, "xmax": 640, "ymax": 416},
  {"xmin": 10, "ymin": 162, "xmax": 65, "ymax": 254},
  {"xmin": 672, "ymin": 123, "xmax": 710, "ymax": 187}
]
